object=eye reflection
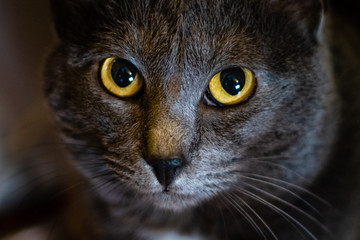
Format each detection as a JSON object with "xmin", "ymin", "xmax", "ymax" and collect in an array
[
  {"xmin": 101, "ymin": 57, "xmax": 144, "ymax": 98},
  {"xmin": 206, "ymin": 67, "xmax": 256, "ymax": 106}
]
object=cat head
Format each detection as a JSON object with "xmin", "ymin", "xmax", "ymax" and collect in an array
[{"xmin": 46, "ymin": 0, "xmax": 336, "ymax": 211}]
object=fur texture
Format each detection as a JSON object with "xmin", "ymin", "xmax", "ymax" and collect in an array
[{"xmin": 45, "ymin": 0, "xmax": 360, "ymax": 239}]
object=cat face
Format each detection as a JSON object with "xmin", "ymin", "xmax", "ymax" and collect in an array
[{"xmin": 46, "ymin": 0, "xmax": 336, "ymax": 211}]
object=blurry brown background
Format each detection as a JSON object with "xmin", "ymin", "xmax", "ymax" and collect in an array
[
  {"xmin": 0, "ymin": 1, "xmax": 70, "ymax": 239},
  {"xmin": 0, "ymin": 0, "xmax": 359, "ymax": 239},
  {"xmin": 0, "ymin": 0, "xmax": 54, "ymax": 129}
]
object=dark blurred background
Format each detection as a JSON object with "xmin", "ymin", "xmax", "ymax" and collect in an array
[
  {"xmin": 0, "ymin": 0, "xmax": 54, "ymax": 129},
  {"xmin": 0, "ymin": 0, "xmax": 359, "ymax": 239},
  {"xmin": 0, "ymin": 1, "xmax": 82, "ymax": 239}
]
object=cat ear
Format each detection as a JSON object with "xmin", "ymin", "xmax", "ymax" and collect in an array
[
  {"xmin": 50, "ymin": 0, "xmax": 103, "ymax": 44},
  {"xmin": 268, "ymin": 0, "xmax": 327, "ymax": 38}
]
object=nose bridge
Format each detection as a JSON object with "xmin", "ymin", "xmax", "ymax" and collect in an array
[{"xmin": 146, "ymin": 103, "xmax": 188, "ymax": 159}]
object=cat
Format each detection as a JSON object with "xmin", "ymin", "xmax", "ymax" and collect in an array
[{"xmin": 44, "ymin": 0, "xmax": 360, "ymax": 239}]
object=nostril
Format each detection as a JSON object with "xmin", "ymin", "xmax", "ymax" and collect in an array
[
  {"xmin": 168, "ymin": 159, "xmax": 182, "ymax": 170},
  {"xmin": 150, "ymin": 158, "xmax": 184, "ymax": 191}
]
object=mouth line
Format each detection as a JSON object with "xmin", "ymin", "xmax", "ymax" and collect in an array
[
  {"xmin": 148, "ymin": 192, "xmax": 201, "ymax": 211},
  {"xmin": 151, "ymin": 189, "xmax": 195, "ymax": 198}
]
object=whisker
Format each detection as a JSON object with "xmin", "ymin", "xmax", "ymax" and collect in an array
[
  {"xmin": 241, "ymin": 173, "xmax": 334, "ymax": 209},
  {"xmin": 237, "ymin": 188, "xmax": 318, "ymax": 240},
  {"xmin": 239, "ymin": 158, "xmax": 307, "ymax": 181},
  {"xmin": 230, "ymin": 193, "xmax": 279, "ymax": 240},
  {"xmin": 239, "ymin": 175, "xmax": 321, "ymax": 215},
  {"xmin": 242, "ymin": 155, "xmax": 290, "ymax": 160},
  {"xmin": 238, "ymin": 181, "xmax": 334, "ymax": 238},
  {"xmin": 223, "ymin": 192, "xmax": 267, "ymax": 240},
  {"xmin": 214, "ymin": 196, "xmax": 229, "ymax": 240},
  {"xmin": 99, "ymin": 177, "xmax": 124, "ymax": 200},
  {"xmin": 85, "ymin": 167, "xmax": 123, "ymax": 197}
]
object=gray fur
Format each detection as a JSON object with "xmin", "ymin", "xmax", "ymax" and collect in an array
[{"xmin": 45, "ymin": 0, "xmax": 360, "ymax": 239}]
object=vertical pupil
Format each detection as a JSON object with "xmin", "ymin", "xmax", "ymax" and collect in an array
[
  {"xmin": 110, "ymin": 60, "xmax": 136, "ymax": 88},
  {"xmin": 220, "ymin": 68, "xmax": 246, "ymax": 95}
]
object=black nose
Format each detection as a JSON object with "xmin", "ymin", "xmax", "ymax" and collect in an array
[{"xmin": 151, "ymin": 159, "xmax": 184, "ymax": 191}]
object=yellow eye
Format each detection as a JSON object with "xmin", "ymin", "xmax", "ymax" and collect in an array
[
  {"xmin": 101, "ymin": 57, "xmax": 143, "ymax": 97},
  {"xmin": 208, "ymin": 67, "xmax": 256, "ymax": 106}
]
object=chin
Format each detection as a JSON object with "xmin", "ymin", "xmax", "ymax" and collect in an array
[{"xmin": 149, "ymin": 191, "xmax": 202, "ymax": 212}]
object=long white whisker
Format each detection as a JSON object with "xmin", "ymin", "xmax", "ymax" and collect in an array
[
  {"xmin": 223, "ymin": 192, "xmax": 267, "ymax": 240},
  {"xmin": 239, "ymin": 181, "xmax": 334, "ymax": 237},
  {"xmin": 231, "ymin": 193, "xmax": 279, "ymax": 240},
  {"xmin": 213, "ymin": 197, "xmax": 229, "ymax": 240},
  {"xmin": 239, "ymin": 175, "xmax": 321, "ymax": 215},
  {"xmin": 240, "ymin": 158, "xmax": 307, "ymax": 181},
  {"xmin": 238, "ymin": 188, "xmax": 318, "ymax": 240},
  {"xmin": 241, "ymin": 173, "xmax": 334, "ymax": 209}
]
